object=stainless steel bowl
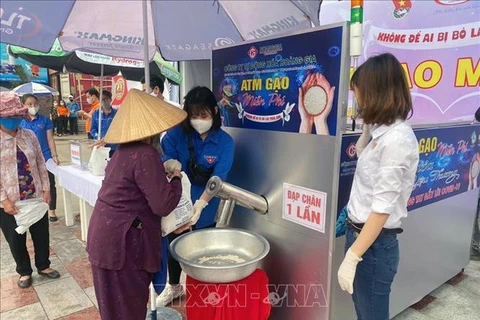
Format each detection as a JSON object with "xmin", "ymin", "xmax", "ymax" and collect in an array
[{"xmin": 169, "ymin": 228, "xmax": 270, "ymax": 283}]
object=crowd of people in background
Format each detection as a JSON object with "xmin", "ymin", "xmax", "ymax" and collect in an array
[{"xmin": 49, "ymin": 94, "xmax": 81, "ymax": 137}]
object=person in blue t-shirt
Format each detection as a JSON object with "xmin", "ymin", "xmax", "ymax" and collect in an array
[
  {"xmin": 66, "ymin": 94, "xmax": 80, "ymax": 135},
  {"xmin": 89, "ymin": 90, "xmax": 118, "ymax": 158},
  {"xmin": 20, "ymin": 94, "xmax": 61, "ymax": 222},
  {"xmin": 157, "ymin": 87, "xmax": 234, "ymax": 306}
]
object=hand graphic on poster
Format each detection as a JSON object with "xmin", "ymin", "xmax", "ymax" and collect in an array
[
  {"xmin": 220, "ymin": 97, "xmax": 233, "ymax": 109},
  {"xmin": 469, "ymin": 153, "xmax": 480, "ymax": 190},
  {"xmin": 298, "ymin": 73, "xmax": 335, "ymax": 135}
]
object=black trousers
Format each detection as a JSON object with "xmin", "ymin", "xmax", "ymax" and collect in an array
[
  {"xmin": 48, "ymin": 171, "xmax": 57, "ymax": 211},
  {"xmin": 52, "ymin": 118, "xmax": 58, "ymax": 133},
  {"xmin": 0, "ymin": 209, "xmax": 50, "ymax": 276},
  {"xmin": 58, "ymin": 116, "xmax": 68, "ymax": 134},
  {"xmin": 69, "ymin": 117, "xmax": 78, "ymax": 134},
  {"xmin": 167, "ymin": 223, "xmax": 216, "ymax": 285}
]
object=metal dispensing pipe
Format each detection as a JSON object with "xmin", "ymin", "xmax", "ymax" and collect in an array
[{"xmin": 206, "ymin": 176, "xmax": 268, "ymax": 225}]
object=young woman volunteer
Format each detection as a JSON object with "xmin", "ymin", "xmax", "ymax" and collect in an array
[
  {"xmin": 20, "ymin": 94, "xmax": 61, "ymax": 222},
  {"xmin": 158, "ymin": 86, "xmax": 235, "ymax": 306},
  {"xmin": 337, "ymin": 53, "xmax": 419, "ymax": 320}
]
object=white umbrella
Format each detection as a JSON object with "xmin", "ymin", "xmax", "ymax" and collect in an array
[
  {"xmin": 12, "ymin": 82, "xmax": 59, "ymax": 96},
  {"xmin": 2, "ymin": 0, "xmax": 322, "ymax": 61}
]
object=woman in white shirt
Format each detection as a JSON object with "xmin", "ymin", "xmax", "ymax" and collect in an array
[{"xmin": 337, "ymin": 53, "xmax": 419, "ymax": 320}]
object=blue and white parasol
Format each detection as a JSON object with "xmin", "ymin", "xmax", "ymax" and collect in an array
[{"xmin": 12, "ymin": 82, "xmax": 59, "ymax": 96}]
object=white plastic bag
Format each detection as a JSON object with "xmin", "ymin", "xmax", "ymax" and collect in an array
[
  {"xmin": 45, "ymin": 158, "xmax": 59, "ymax": 176},
  {"xmin": 14, "ymin": 199, "xmax": 49, "ymax": 234},
  {"xmin": 88, "ymin": 146, "xmax": 111, "ymax": 176},
  {"xmin": 161, "ymin": 172, "xmax": 193, "ymax": 236}
]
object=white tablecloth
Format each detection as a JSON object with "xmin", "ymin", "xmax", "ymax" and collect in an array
[{"xmin": 57, "ymin": 165, "xmax": 104, "ymax": 207}]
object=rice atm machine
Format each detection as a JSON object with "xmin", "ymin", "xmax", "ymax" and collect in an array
[
  {"xmin": 211, "ymin": 22, "xmax": 351, "ymax": 320},
  {"xmin": 211, "ymin": 19, "xmax": 480, "ymax": 320}
]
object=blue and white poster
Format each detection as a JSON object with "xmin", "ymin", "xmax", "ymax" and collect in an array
[
  {"xmin": 337, "ymin": 125, "xmax": 480, "ymax": 216},
  {"xmin": 0, "ymin": 43, "xmax": 49, "ymax": 84},
  {"xmin": 212, "ymin": 26, "xmax": 345, "ymax": 136}
]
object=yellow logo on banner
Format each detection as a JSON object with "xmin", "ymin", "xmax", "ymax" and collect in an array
[{"xmin": 114, "ymin": 78, "xmax": 125, "ymax": 100}]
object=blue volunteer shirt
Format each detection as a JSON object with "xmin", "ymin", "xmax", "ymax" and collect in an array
[
  {"xmin": 90, "ymin": 108, "xmax": 118, "ymax": 151},
  {"xmin": 66, "ymin": 101, "xmax": 80, "ymax": 118},
  {"xmin": 162, "ymin": 126, "xmax": 235, "ymax": 228},
  {"xmin": 20, "ymin": 114, "xmax": 53, "ymax": 161}
]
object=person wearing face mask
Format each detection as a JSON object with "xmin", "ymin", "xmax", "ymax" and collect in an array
[
  {"xmin": 89, "ymin": 90, "xmax": 118, "ymax": 158},
  {"xmin": 50, "ymin": 100, "xmax": 59, "ymax": 135},
  {"xmin": 158, "ymin": 86, "xmax": 235, "ymax": 306},
  {"xmin": 56, "ymin": 100, "xmax": 70, "ymax": 136},
  {"xmin": 78, "ymin": 88, "xmax": 101, "ymax": 140},
  {"xmin": 141, "ymin": 74, "xmax": 165, "ymax": 100},
  {"xmin": 86, "ymin": 89, "xmax": 187, "ymax": 320},
  {"xmin": 67, "ymin": 94, "xmax": 80, "ymax": 135},
  {"xmin": 0, "ymin": 91, "xmax": 60, "ymax": 289},
  {"xmin": 20, "ymin": 94, "xmax": 61, "ymax": 222},
  {"xmin": 141, "ymin": 74, "xmax": 182, "ymax": 108}
]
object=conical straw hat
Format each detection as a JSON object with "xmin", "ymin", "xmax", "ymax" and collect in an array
[{"xmin": 104, "ymin": 89, "xmax": 187, "ymax": 144}]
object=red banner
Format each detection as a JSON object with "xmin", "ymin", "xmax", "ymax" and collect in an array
[{"xmin": 112, "ymin": 75, "xmax": 128, "ymax": 108}]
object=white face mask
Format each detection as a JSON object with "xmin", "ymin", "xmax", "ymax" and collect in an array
[
  {"xmin": 28, "ymin": 107, "xmax": 39, "ymax": 116},
  {"xmin": 87, "ymin": 97, "xmax": 93, "ymax": 104},
  {"xmin": 190, "ymin": 119, "xmax": 213, "ymax": 135}
]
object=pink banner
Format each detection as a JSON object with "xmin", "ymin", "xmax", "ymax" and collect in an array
[{"xmin": 321, "ymin": 0, "xmax": 480, "ymax": 124}]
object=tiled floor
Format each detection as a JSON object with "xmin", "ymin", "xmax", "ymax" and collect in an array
[
  {"xmin": 1, "ymin": 135, "xmax": 479, "ymax": 319},
  {"xmin": 0, "ymin": 218, "xmax": 100, "ymax": 319}
]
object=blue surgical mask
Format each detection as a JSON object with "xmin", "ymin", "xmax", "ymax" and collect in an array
[{"xmin": 0, "ymin": 117, "xmax": 23, "ymax": 131}]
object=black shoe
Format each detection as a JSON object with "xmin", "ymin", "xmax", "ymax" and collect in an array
[
  {"xmin": 18, "ymin": 276, "xmax": 32, "ymax": 288},
  {"xmin": 49, "ymin": 216, "xmax": 58, "ymax": 222},
  {"xmin": 38, "ymin": 269, "xmax": 60, "ymax": 279}
]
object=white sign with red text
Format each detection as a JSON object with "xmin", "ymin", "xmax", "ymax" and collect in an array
[
  {"xmin": 282, "ymin": 183, "xmax": 327, "ymax": 233},
  {"xmin": 70, "ymin": 142, "xmax": 82, "ymax": 166}
]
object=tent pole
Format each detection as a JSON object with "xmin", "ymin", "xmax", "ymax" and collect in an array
[
  {"xmin": 98, "ymin": 64, "xmax": 104, "ymax": 140},
  {"xmin": 143, "ymin": 2, "xmax": 156, "ymax": 318},
  {"xmin": 142, "ymin": 0, "xmax": 151, "ymax": 93}
]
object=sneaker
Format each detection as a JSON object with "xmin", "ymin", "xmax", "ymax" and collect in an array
[{"xmin": 156, "ymin": 284, "xmax": 184, "ymax": 307}]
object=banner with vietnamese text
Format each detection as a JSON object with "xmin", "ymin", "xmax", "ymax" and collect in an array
[
  {"xmin": 338, "ymin": 125, "xmax": 480, "ymax": 215},
  {"xmin": 212, "ymin": 26, "xmax": 345, "ymax": 136}
]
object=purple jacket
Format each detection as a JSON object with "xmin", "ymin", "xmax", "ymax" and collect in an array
[{"xmin": 86, "ymin": 142, "xmax": 182, "ymax": 272}]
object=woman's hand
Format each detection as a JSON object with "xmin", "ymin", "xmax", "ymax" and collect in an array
[
  {"xmin": 298, "ymin": 74, "xmax": 315, "ymax": 133},
  {"xmin": 89, "ymin": 139, "xmax": 106, "ymax": 149},
  {"xmin": 169, "ymin": 170, "xmax": 183, "ymax": 180},
  {"xmin": 469, "ymin": 153, "xmax": 480, "ymax": 190},
  {"xmin": 52, "ymin": 156, "xmax": 60, "ymax": 165},
  {"xmin": 313, "ymin": 74, "xmax": 335, "ymax": 135},
  {"xmin": 164, "ymin": 159, "xmax": 182, "ymax": 178},
  {"xmin": 42, "ymin": 191, "xmax": 51, "ymax": 205},
  {"xmin": 173, "ymin": 222, "xmax": 193, "ymax": 234},
  {"xmin": 1, "ymin": 199, "xmax": 18, "ymax": 215}
]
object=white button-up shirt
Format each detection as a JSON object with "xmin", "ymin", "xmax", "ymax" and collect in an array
[{"xmin": 347, "ymin": 120, "xmax": 419, "ymax": 228}]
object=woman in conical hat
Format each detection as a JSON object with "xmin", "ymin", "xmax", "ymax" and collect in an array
[{"xmin": 86, "ymin": 89, "xmax": 187, "ymax": 320}]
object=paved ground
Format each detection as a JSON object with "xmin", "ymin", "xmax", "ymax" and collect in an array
[{"xmin": 0, "ymin": 134, "xmax": 478, "ymax": 319}]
